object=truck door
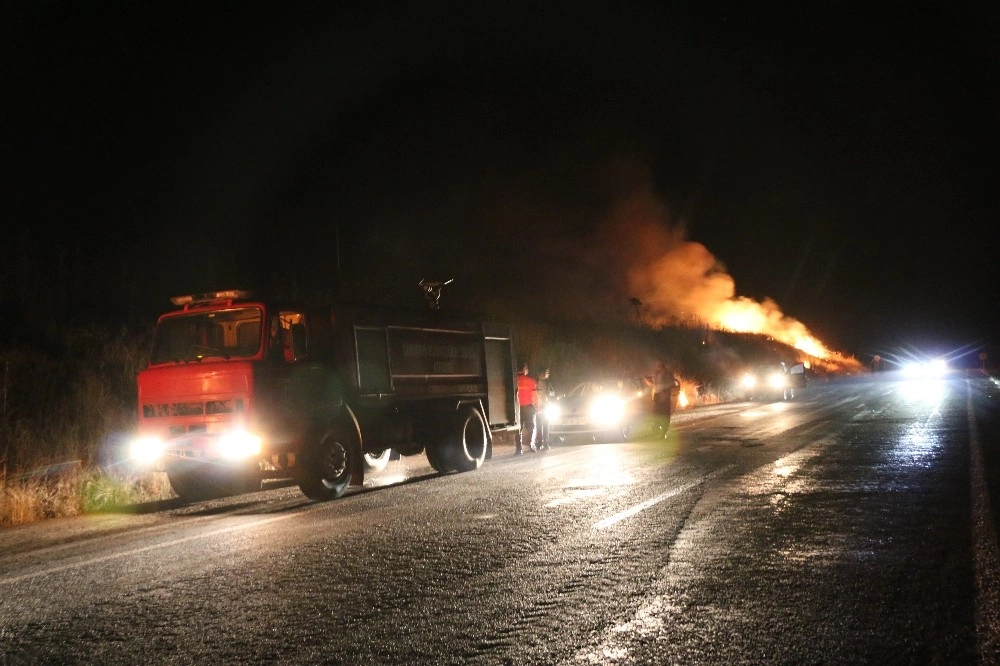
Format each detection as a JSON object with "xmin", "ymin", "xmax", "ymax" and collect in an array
[{"xmin": 261, "ymin": 311, "xmax": 340, "ymax": 430}]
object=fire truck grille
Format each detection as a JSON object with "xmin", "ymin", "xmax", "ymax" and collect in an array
[
  {"xmin": 142, "ymin": 399, "xmax": 244, "ymax": 418},
  {"xmin": 168, "ymin": 424, "xmax": 207, "ymax": 436}
]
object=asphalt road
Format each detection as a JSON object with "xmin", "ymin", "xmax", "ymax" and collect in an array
[{"xmin": 2, "ymin": 373, "xmax": 998, "ymax": 665}]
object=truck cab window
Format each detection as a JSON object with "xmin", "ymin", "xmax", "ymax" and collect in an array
[{"xmin": 270, "ymin": 312, "xmax": 307, "ymax": 362}]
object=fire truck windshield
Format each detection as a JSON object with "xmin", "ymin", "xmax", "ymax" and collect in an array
[{"xmin": 150, "ymin": 307, "xmax": 264, "ymax": 364}]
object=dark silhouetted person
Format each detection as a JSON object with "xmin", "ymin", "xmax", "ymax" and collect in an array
[
  {"xmin": 536, "ymin": 368, "xmax": 555, "ymax": 450},
  {"xmin": 644, "ymin": 360, "xmax": 677, "ymax": 436}
]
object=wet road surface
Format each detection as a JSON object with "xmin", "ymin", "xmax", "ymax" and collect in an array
[{"xmin": 1, "ymin": 373, "xmax": 998, "ymax": 664}]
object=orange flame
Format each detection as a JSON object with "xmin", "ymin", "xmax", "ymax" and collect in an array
[
  {"xmin": 711, "ymin": 297, "xmax": 831, "ymax": 358},
  {"xmin": 603, "ymin": 189, "xmax": 861, "ymax": 373}
]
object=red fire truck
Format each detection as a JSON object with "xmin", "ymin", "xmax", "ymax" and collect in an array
[{"xmin": 129, "ymin": 290, "xmax": 518, "ymax": 501}]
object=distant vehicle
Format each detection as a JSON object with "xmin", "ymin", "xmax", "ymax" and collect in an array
[
  {"xmin": 740, "ymin": 362, "xmax": 806, "ymax": 401},
  {"xmin": 899, "ymin": 357, "xmax": 949, "ymax": 378},
  {"xmin": 543, "ymin": 377, "xmax": 655, "ymax": 442}
]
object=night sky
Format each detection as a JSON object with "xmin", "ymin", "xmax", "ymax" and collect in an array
[{"xmin": 3, "ymin": 3, "xmax": 998, "ymax": 365}]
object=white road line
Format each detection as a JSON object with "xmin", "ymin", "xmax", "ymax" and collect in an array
[
  {"xmin": 592, "ymin": 466, "xmax": 733, "ymax": 530},
  {"xmin": 0, "ymin": 512, "xmax": 297, "ymax": 586},
  {"xmin": 967, "ymin": 380, "xmax": 1000, "ymax": 662}
]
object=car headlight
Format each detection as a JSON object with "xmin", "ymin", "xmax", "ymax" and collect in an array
[
  {"xmin": 741, "ymin": 373, "xmax": 757, "ymax": 389},
  {"xmin": 589, "ymin": 394, "xmax": 625, "ymax": 425},
  {"xmin": 216, "ymin": 430, "xmax": 262, "ymax": 459},
  {"xmin": 903, "ymin": 358, "xmax": 948, "ymax": 378},
  {"xmin": 129, "ymin": 436, "xmax": 166, "ymax": 464},
  {"xmin": 767, "ymin": 372, "xmax": 787, "ymax": 389},
  {"xmin": 544, "ymin": 403, "xmax": 561, "ymax": 422}
]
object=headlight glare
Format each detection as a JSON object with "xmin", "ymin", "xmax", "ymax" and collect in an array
[
  {"xmin": 129, "ymin": 436, "xmax": 165, "ymax": 464},
  {"xmin": 590, "ymin": 394, "xmax": 625, "ymax": 425},
  {"xmin": 768, "ymin": 372, "xmax": 787, "ymax": 389},
  {"xmin": 217, "ymin": 431, "xmax": 262, "ymax": 459}
]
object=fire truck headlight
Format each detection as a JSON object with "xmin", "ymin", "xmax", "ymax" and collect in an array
[
  {"xmin": 590, "ymin": 394, "xmax": 625, "ymax": 426},
  {"xmin": 129, "ymin": 436, "xmax": 166, "ymax": 464},
  {"xmin": 217, "ymin": 431, "xmax": 262, "ymax": 459},
  {"xmin": 741, "ymin": 373, "xmax": 757, "ymax": 389},
  {"xmin": 544, "ymin": 403, "xmax": 561, "ymax": 422}
]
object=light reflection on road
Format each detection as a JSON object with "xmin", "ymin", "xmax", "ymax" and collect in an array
[
  {"xmin": 545, "ymin": 446, "xmax": 635, "ymax": 508},
  {"xmin": 889, "ymin": 377, "xmax": 950, "ymax": 469},
  {"xmin": 896, "ymin": 377, "xmax": 949, "ymax": 405}
]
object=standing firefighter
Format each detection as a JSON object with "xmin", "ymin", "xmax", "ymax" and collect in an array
[{"xmin": 515, "ymin": 363, "xmax": 538, "ymax": 455}]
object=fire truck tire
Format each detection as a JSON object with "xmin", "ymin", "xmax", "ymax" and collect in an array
[
  {"xmin": 444, "ymin": 406, "xmax": 488, "ymax": 473},
  {"xmin": 417, "ymin": 419, "xmax": 453, "ymax": 474},
  {"xmin": 298, "ymin": 423, "xmax": 358, "ymax": 501},
  {"xmin": 167, "ymin": 467, "xmax": 257, "ymax": 502},
  {"xmin": 363, "ymin": 449, "xmax": 391, "ymax": 472},
  {"xmin": 425, "ymin": 441, "xmax": 454, "ymax": 474}
]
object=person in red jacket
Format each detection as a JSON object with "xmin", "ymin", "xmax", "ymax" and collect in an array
[{"xmin": 515, "ymin": 363, "xmax": 538, "ymax": 455}]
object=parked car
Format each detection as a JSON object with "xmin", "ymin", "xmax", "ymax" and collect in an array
[
  {"xmin": 543, "ymin": 377, "xmax": 653, "ymax": 442},
  {"xmin": 739, "ymin": 362, "xmax": 806, "ymax": 401}
]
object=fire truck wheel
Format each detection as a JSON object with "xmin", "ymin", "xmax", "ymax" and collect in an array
[
  {"xmin": 425, "ymin": 441, "xmax": 454, "ymax": 474},
  {"xmin": 298, "ymin": 423, "xmax": 358, "ymax": 501},
  {"xmin": 417, "ymin": 419, "xmax": 454, "ymax": 474},
  {"xmin": 363, "ymin": 449, "xmax": 391, "ymax": 472},
  {"xmin": 445, "ymin": 406, "xmax": 488, "ymax": 473}
]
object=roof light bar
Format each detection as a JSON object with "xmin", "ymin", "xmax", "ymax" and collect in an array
[{"xmin": 170, "ymin": 290, "xmax": 253, "ymax": 307}]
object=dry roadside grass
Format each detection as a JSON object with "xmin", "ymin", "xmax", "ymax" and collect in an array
[{"xmin": 0, "ymin": 465, "xmax": 175, "ymax": 528}]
